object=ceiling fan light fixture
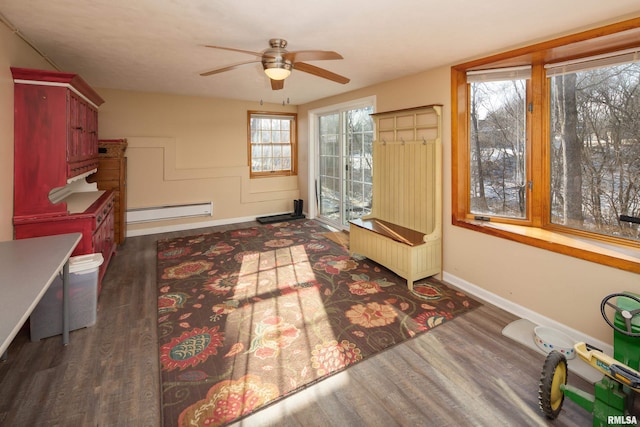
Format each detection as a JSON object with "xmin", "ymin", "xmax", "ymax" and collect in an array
[
  {"xmin": 263, "ymin": 59, "xmax": 292, "ymax": 80},
  {"xmin": 202, "ymin": 39, "xmax": 349, "ymax": 90}
]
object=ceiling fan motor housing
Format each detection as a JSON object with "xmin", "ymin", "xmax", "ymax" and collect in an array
[
  {"xmin": 201, "ymin": 37, "xmax": 349, "ymax": 87},
  {"xmin": 262, "ymin": 39, "xmax": 293, "ymax": 73}
]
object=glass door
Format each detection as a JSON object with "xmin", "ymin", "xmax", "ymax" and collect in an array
[{"xmin": 318, "ymin": 106, "xmax": 373, "ymax": 228}]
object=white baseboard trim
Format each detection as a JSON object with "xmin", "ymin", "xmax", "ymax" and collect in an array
[{"xmin": 443, "ymin": 271, "xmax": 613, "ymax": 356}]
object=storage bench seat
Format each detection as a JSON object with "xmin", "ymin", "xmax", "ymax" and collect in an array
[
  {"xmin": 350, "ymin": 218, "xmax": 425, "ymax": 246},
  {"xmin": 349, "ymin": 217, "xmax": 440, "ymax": 291}
]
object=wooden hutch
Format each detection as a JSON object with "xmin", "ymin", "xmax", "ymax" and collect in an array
[
  {"xmin": 11, "ymin": 67, "xmax": 115, "ymax": 293},
  {"xmin": 88, "ymin": 139, "xmax": 127, "ymax": 245}
]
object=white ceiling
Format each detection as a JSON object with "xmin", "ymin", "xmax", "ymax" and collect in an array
[{"xmin": 1, "ymin": 1, "xmax": 639, "ymax": 105}]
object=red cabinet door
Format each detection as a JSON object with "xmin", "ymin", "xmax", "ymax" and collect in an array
[{"xmin": 66, "ymin": 91, "xmax": 99, "ymax": 178}]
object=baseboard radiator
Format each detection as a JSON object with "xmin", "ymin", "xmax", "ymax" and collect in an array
[{"xmin": 126, "ymin": 202, "xmax": 213, "ymax": 224}]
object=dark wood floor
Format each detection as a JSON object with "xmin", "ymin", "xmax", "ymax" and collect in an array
[{"xmin": 0, "ymin": 221, "xmax": 594, "ymax": 426}]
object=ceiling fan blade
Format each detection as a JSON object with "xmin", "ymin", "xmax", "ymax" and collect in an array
[
  {"xmin": 283, "ymin": 50, "xmax": 343, "ymax": 62},
  {"xmin": 271, "ymin": 79, "xmax": 285, "ymax": 90},
  {"xmin": 294, "ymin": 62, "xmax": 350, "ymax": 84},
  {"xmin": 200, "ymin": 60, "xmax": 260, "ymax": 76},
  {"xmin": 204, "ymin": 45, "xmax": 268, "ymax": 58}
]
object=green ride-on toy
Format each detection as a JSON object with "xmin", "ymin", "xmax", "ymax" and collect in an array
[{"xmin": 538, "ymin": 292, "xmax": 640, "ymax": 426}]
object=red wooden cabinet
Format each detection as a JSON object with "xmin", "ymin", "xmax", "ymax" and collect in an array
[
  {"xmin": 14, "ymin": 192, "xmax": 115, "ymax": 290},
  {"xmin": 11, "ymin": 67, "xmax": 114, "ymax": 292}
]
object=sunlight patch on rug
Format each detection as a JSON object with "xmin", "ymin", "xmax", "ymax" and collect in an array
[{"xmin": 157, "ymin": 220, "xmax": 480, "ymax": 426}]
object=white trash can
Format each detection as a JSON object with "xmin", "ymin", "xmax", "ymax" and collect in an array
[{"xmin": 30, "ymin": 253, "xmax": 104, "ymax": 342}]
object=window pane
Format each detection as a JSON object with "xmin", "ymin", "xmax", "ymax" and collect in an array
[
  {"xmin": 319, "ymin": 107, "xmax": 373, "ymax": 226},
  {"xmin": 249, "ymin": 113, "xmax": 295, "ymax": 175},
  {"xmin": 263, "ymin": 145, "xmax": 273, "ymax": 158},
  {"xmin": 469, "ymin": 79, "xmax": 527, "ymax": 218},
  {"xmin": 273, "ymin": 158, "xmax": 282, "ymax": 170},
  {"xmin": 261, "ymin": 131, "xmax": 271, "ymax": 143},
  {"xmin": 252, "ymin": 157, "xmax": 262, "ymax": 172},
  {"xmin": 550, "ymin": 62, "xmax": 640, "ymax": 241}
]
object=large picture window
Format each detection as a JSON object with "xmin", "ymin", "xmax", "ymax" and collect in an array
[
  {"xmin": 548, "ymin": 57, "xmax": 640, "ymax": 241},
  {"xmin": 248, "ymin": 111, "xmax": 297, "ymax": 178},
  {"xmin": 452, "ymin": 18, "xmax": 640, "ymax": 272}
]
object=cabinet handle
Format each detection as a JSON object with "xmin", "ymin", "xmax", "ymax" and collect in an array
[{"xmin": 74, "ymin": 126, "xmax": 84, "ymax": 131}]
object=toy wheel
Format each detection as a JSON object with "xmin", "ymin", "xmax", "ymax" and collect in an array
[{"xmin": 539, "ymin": 350, "xmax": 568, "ymax": 419}]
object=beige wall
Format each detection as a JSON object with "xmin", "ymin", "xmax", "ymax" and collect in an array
[
  {"xmin": 298, "ymin": 66, "xmax": 639, "ymax": 344},
  {"xmin": 0, "ymin": 25, "xmax": 55, "ymax": 241},
  {"xmin": 97, "ymin": 89, "xmax": 300, "ymax": 233}
]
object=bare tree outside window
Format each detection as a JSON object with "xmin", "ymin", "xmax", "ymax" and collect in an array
[
  {"xmin": 318, "ymin": 105, "xmax": 373, "ymax": 227},
  {"xmin": 550, "ymin": 62, "xmax": 640, "ymax": 241},
  {"xmin": 454, "ymin": 23, "xmax": 640, "ymax": 268},
  {"xmin": 469, "ymin": 79, "xmax": 527, "ymax": 218}
]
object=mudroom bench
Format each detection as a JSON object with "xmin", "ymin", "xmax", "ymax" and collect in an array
[
  {"xmin": 350, "ymin": 217, "xmax": 441, "ymax": 291},
  {"xmin": 349, "ymin": 104, "xmax": 443, "ymax": 292}
]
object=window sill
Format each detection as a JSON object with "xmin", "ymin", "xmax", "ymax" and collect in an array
[
  {"xmin": 453, "ymin": 219, "xmax": 640, "ymax": 274},
  {"xmin": 250, "ymin": 173, "xmax": 297, "ymax": 179}
]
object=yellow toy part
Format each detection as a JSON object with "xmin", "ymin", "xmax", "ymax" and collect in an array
[{"xmin": 574, "ymin": 342, "xmax": 640, "ymax": 392}]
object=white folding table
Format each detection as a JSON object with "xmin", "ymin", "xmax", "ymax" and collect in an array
[{"xmin": 0, "ymin": 232, "xmax": 82, "ymax": 358}]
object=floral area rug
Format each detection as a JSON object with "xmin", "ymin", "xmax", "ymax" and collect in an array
[{"xmin": 156, "ymin": 220, "xmax": 480, "ymax": 426}]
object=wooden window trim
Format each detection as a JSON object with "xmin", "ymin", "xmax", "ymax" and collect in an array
[
  {"xmin": 451, "ymin": 17, "xmax": 640, "ymax": 274},
  {"xmin": 248, "ymin": 111, "xmax": 298, "ymax": 178}
]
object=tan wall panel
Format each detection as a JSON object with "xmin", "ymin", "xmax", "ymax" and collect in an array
[{"xmin": 97, "ymin": 89, "xmax": 300, "ymax": 233}]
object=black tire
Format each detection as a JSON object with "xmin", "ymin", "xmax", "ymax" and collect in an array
[{"xmin": 539, "ymin": 350, "xmax": 568, "ymax": 419}]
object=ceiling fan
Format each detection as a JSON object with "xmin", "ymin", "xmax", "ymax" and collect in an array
[{"xmin": 200, "ymin": 39, "xmax": 350, "ymax": 90}]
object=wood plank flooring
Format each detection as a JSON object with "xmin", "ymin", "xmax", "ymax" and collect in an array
[{"xmin": 0, "ymin": 221, "xmax": 594, "ymax": 426}]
